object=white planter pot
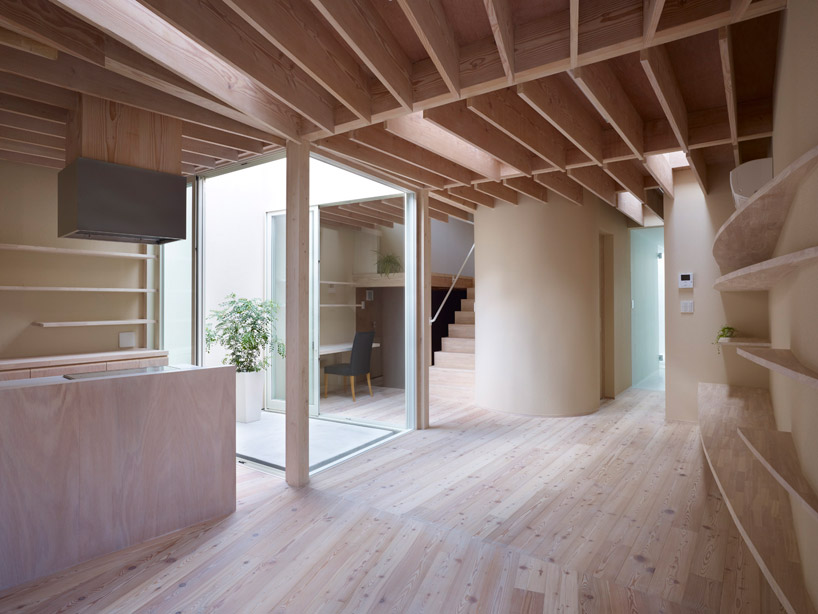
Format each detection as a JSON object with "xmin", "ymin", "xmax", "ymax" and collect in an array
[{"xmin": 236, "ymin": 371, "xmax": 264, "ymax": 423}]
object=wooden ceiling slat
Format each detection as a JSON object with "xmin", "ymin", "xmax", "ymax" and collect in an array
[
  {"xmin": 643, "ymin": 153, "xmax": 674, "ymax": 197},
  {"xmin": 335, "ymin": 205, "xmax": 393, "ymax": 228},
  {"xmin": 428, "ymin": 197, "xmax": 472, "ymax": 220},
  {"xmin": 447, "ymin": 186, "xmax": 494, "ymax": 208},
  {"xmin": 473, "ymin": 181, "xmax": 519, "ymax": 206},
  {"xmin": 0, "ymin": 125, "xmax": 64, "ymax": 149},
  {"xmin": 503, "ymin": 176, "xmax": 549, "ymax": 204},
  {"xmin": 0, "ymin": 73, "xmax": 79, "ymax": 110},
  {"xmin": 429, "ymin": 190, "xmax": 478, "ymax": 213},
  {"xmin": 181, "ymin": 136, "xmax": 239, "ymax": 162},
  {"xmin": 644, "ymin": 0, "xmax": 667, "ymax": 43},
  {"xmin": 0, "ymin": 25, "xmax": 57, "ymax": 59},
  {"xmin": 718, "ymin": 26, "xmax": 740, "ymax": 166},
  {"xmin": 533, "ymin": 171, "xmax": 584, "ymax": 206},
  {"xmin": 0, "ymin": 137, "xmax": 64, "ymax": 161},
  {"xmin": 181, "ymin": 123, "xmax": 267, "ymax": 153},
  {"xmin": 0, "ymin": 92, "xmax": 68, "ymax": 124},
  {"xmin": 396, "ymin": 0, "xmax": 460, "ymax": 96},
  {"xmin": 0, "ymin": 148, "xmax": 63, "ymax": 168},
  {"xmin": 603, "ymin": 159, "xmax": 647, "ymax": 203},
  {"xmin": 0, "ymin": 109, "xmax": 63, "ymax": 137},
  {"xmin": 483, "ymin": 0, "xmax": 514, "ymax": 82},
  {"xmin": 180, "ymin": 150, "xmax": 218, "ymax": 169},
  {"xmin": 567, "ymin": 165, "xmax": 617, "ymax": 206},
  {"xmin": 352, "ymin": 202, "xmax": 405, "ymax": 225}
]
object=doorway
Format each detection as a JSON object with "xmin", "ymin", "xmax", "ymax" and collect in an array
[{"xmin": 630, "ymin": 227, "xmax": 665, "ymax": 391}]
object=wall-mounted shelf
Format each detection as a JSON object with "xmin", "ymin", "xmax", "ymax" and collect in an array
[
  {"xmin": 712, "ymin": 145, "xmax": 818, "ymax": 273},
  {"xmin": 352, "ymin": 273, "xmax": 405, "ymax": 287},
  {"xmin": 697, "ymin": 383, "xmax": 816, "ymax": 614},
  {"xmin": 319, "ymin": 303, "xmax": 363, "ymax": 308},
  {"xmin": 737, "ymin": 347, "xmax": 818, "ymax": 390},
  {"xmin": 738, "ymin": 427, "xmax": 818, "ymax": 523},
  {"xmin": 0, "ymin": 286, "xmax": 156, "ymax": 293},
  {"xmin": 0, "ymin": 243, "xmax": 156, "ymax": 260},
  {"xmin": 714, "ymin": 246, "xmax": 818, "ymax": 291},
  {"xmin": 319, "ymin": 280, "xmax": 355, "ymax": 286},
  {"xmin": 32, "ymin": 319, "xmax": 156, "ymax": 328},
  {"xmin": 717, "ymin": 337, "xmax": 771, "ymax": 348}
]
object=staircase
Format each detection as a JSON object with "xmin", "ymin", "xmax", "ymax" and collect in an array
[{"xmin": 429, "ymin": 286, "xmax": 475, "ymax": 400}]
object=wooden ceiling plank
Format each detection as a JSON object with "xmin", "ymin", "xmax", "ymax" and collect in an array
[
  {"xmin": 429, "ymin": 190, "xmax": 478, "ymax": 212},
  {"xmin": 428, "ymin": 198, "xmax": 472, "ymax": 220},
  {"xmin": 503, "ymin": 176, "xmax": 549, "ymax": 204},
  {"xmin": 427, "ymin": 207, "xmax": 449, "ymax": 222},
  {"xmin": 533, "ymin": 171, "xmax": 584, "ymax": 206},
  {"xmin": 181, "ymin": 136, "xmax": 239, "ymax": 162},
  {"xmin": 0, "ymin": 25, "xmax": 57, "ymax": 59},
  {"xmin": 0, "ymin": 0, "xmax": 104, "ymax": 65},
  {"xmin": 718, "ymin": 26, "xmax": 740, "ymax": 166},
  {"xmin": 353, "ymin": 202, "xmax": 406, "ymax": 224},
  {"xmin": 644, "ymin": 0, "xmax": 666, "ymax": 43},
  {"xmin": 349, "ymin": 125, "xmax": 476, "ymax": 185},
  {"xmin": 318, "ymin": 136, "xmax": 449, "ymax": 189},
  {"xmin": 386, "ymin": 112, "xmax": 502, "ymax": 181},
  {"xmin": 518, "ymin": 76, "xmax": 605, "ymax": 165},
  {"xmin": 603, "ymin": 159, "xmax": 646, "ymax": 203},
  {"xmin": 473, "ymin": 181, "xmax": 519, "ymax": 206},
  {"xmin": 0, "ymin": 73, "xmax": 79, "ymax": 111},
  {"xmin": 447, "ymin": 185, "xmax": 495, "ymax": 208},
  {"xmin": 424, "ymin": 102, "xmax": 533, "ymax": 175},
  {"xmin": 0, "ymin": 125, "xmax": 64, "ymax": 149},
  {"xmin": 52, "ymin": 0, "xmax": 301, "ymax": 141},
  {"xmin": 0, "ymin": 148, "xmax": 63, "ymax": 169},
  {"xmin": 0, "ymin": 137, "xmax": 64, "ymax": 161},
  {"xmin": 180, "ymin": 150, "xmax": 218, "ymax": 168},
  {"xmin": 136, "ymin": 0, "xmax": 337, "ymax": 133},
  {"xmin": 686, "ymin": 148, "xmax": 708, "ymax": 193},
  {"xmin": 0, "ymin": 109, "xmax": 63, "ymax": 137},
  {"xmin": 0, "ymin": 47, "xmax": 280, "ymax": 143},
  {"xmin": 310, "ymin": 0, "xmax": 413, "ymax": 110},
  {"xmin": 335, "ymin": 205, "xmax": 394, "ymax": 227},
  {"xmin": 570, "ymin": 62, "xmax": 645, "ymax": 160},
  {"xmin": 320, "ymin": 209, "xmax": 376, "ymax": 230},
  {"xmin": 567, "ymin": 165, "xmax": 617, "ymax": 206},
  {"xmin": 225, "ymin": 0, "xmax": 370, "ymax": 122},
  {"xmin": 617, "ymin": 192, "xmax": 644, "ymax": 225},
  {"xmin": 0, "ymin": 92, "xmax": 67, "ymax": 124},
  {"xmin": 570, "ymin": 0, "xmax": 579, "ymax": 68},
  {"xmin": 643, "ymin": 153, "xmax": 674, "ymax": 197},
  {"xmin": 731, "ymin": 0, "xmax": 753, "ymax": 19},
  {"xmin": 467, "ymin": 89, "xmax": 568, "ymax": 170},
  {"xmin": 483, "ymin": 0, "xmax": 514, "ymax": 82},
  {"xmin": 397, "ymin": 0, "xmax": 460, "ymax": 95},
  {"xmin": 181, "ymin": 123, "xmax": 267, "ymax": 153},
  {"xmin": 640, "ymin": 45, "xmax": 689, "ymax": 152}
]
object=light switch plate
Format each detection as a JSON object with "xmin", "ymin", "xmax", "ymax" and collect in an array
[
  {"xmin": 119, "ymin": 332, "xmax": 136, "ymax": 348},
  {"xmin": 680, "ymin": 300, "xmax": 694, "ymax": 314}
]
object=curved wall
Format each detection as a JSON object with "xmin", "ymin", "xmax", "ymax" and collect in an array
[{"xmin": 474, "ymin": 192, "xmax": 605, "ymax": 416}]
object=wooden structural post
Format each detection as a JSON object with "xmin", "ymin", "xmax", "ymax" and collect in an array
[
  {"xmin": 415, "ymin": 190, "xmax": 431, "ymax": 429},
  {"xmin": 285, "ymin": 140, "xmax": 310, "ymax": 487}
]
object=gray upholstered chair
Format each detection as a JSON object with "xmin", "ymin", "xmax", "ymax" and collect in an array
[{"xmin": 323, "ymin": 331, "xmax": 375, "ymax": 401}]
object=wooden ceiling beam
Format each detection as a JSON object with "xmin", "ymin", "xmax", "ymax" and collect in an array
[
  {"xmin": 349, "ymin": 125, "xmax": 476, "ymax": 186},
  {"xmin": 180, "ymin": 150, "xmax": 218, "ymax": 169},
  {"xmin": 424, "ymin": 102, "xmax": 533, "ymax": 174},
  {"xmin": 310, "ymin": 0, "xmax": 413, "ymax": 110},
  {"xmin": 52, "ymin": 0, "xmax": 302, "ymax": 141},
  {"xmin": 643, "ymin": 153, "xmax": 674, "ymax": 198},
  {"xmin": 447, "ymin": 186, "xmax": 495, "ymax": 208},
  {"xmin": 428, "ymin": 198, "xmax": 472, "ymax": 220},
  {"xmin": 181, "ymin": 123, "xmax": 268, "ymax": 153},
  {"xmin": 429, "ymin": 190, "xmax": 478, "ymax": 213},
  {"xmin": 483, "ymin": 0, "xmax": 514, "ymax": 82},
  {"xmin": 617, "ymin": 192, "xmax": 644, "ymax": 225},
  {"xmin": 567, "ymin": 165, "xmax": 617, "ymax": 206},
  {"xmin": 731, "ymin": 0, "xmax": 753, "ymax": 20},
  {"xmin": 644, "ymin": 0, "xmax": 666, "ymax": 43},
  {"xmin": 571, "ymin": 62, "xmax": 645, "ymax": 160},
  {"xmin": 603, "ymin": 159, "xmax": 646, "ymax": 203},
  {"xmin": 396, "ymin": 0, "xmax": 460, "ymax": 95},
  {"xmin": 686, "ymin": 148, "xmax": 708, "ymax": 194},
  {"xmin": 352, "ymin": 202, "xmax": 406, "ymax": 225},
  {"xmin": 473, "ymin": 181, "xmax": 519, "ymax": 206},
  {"xmin": 135, "ymin": 0, "xmax": 338, "ymax": 133},
  {"xmin": 320, "ymin": 209, "xmax": 376, "ymax": 230},
  {"xmin": 518, "ymin": 76, "xmax": 604, "ymax": 165},
  {"xmin": 0, "ymin": 73, "xmax": 78, "ymax": 114},
  {"xmin": 718, "ymin": 26, "xmax": 740, "ymax": 166},
  {"xmin": 181, "ymin": 136, "xmax": 239, "ymax": 162},
  {"xmin": 640, "ymin": 45, "xmax": 689, "ymax": 152},
  {"xmin": 0, "ymin": 148, "xmax": 63, "ymax": 169},
  {"xmin": 503, "ymin": 176, "xmax": 549, "ymax": 204},
  {"xmin": 0, "ymin": 92, "xmax": 68, "ymax": 124},
  {"xmin": 224, "ymin": 0, "xmax": 370, "ymax": 123},
  {"xmin": 0, "ymin": 25, "xmax": 57, "ymax": 59},
  {"xmin": 569, "ymin": 0, "xmax": 579, "ymax": 68},
  {"xmin": 335, "ymin": 205, "xmax": 394, "ymax": 228},
  {"xmin": 533, "ymin": 171, "xmax": 584, "ymax": 206},
  {"xmin": 467, "ymin": 88, "xmax": 568, "ymax": 170},
  {"xmin": 0, "ymin": 109, "xmax": 63, "ymax": 137},
  {"xmin": 0, "ymin": 137, "xmax": 64, "ymax": 161},
  {"xmin": 317, "ymin": 136, "xmax": 449, "ymax": 189},
  {"xmin": 0, "ymin": 47, "xmax": 280, "ymax": 143},
  {"xmin": 386, "ymin": 112, "xmax": 503, "ymax": 181},
  {"xmin": 0, "ymin": 125, "xmax": 64, "ymax": 150}
]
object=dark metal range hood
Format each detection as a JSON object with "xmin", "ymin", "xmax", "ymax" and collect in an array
[{"xmin": 58, "ymin": 157, "xmax": 186, "ymax": 245}]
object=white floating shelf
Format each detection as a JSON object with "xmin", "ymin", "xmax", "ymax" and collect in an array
[
  {"xmin": 0, "ymin": 286, "xmax": 156, "ymax": 293},
  {"xmin": 718, "ymin": 337, "xmax": 771, "ymax": 348},
  {"xmin": 319, "ymin": 303, "xmax": 363, "ymax": 308},
  {"xmin": 32, "ymin": 319, "xmax": 156, "ymax": 328},
  {"xmin": 714, "ymin": 246, "xmax": 818, "ymax": 291},
  {"xmin": 320, "ymin": 280, "xmax": 355, "ymax": 286},
  {"xmin": 712, "ymin": 145, "xmax": 818, "ymax": 273},
  {"xmin": 737, "ymin": 347, "xmax": 818, "ymax": 390},
  {"xmin": 0, "ymin": 243, "xmax": 156, "ymax": 260}
]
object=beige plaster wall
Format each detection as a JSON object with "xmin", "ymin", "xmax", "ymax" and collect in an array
[
  {"xmin": 474, "ymin": 191, "xmax": 630, "ymax": 416},
  {"xmin": 663, "ymin": 168, "xmax": 769, "ymax": 422},
  {"xmin": 0, "ymin": 160, "xmax": 151, "ymax": 359}
]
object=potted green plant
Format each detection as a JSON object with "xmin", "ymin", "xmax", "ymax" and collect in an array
[
  {"xmin": 713, "ymin": 326, "xmax": 737, "ymax": 355},
  {"xmin": 374, "ymin": 250, "xmax": 403, "ymax": 277},
  {"xmin": 206, "ymin": 293, "xmax": 285, "ymax": 423}
]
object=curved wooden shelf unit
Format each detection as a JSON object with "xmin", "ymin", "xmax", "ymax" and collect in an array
[
  {"xmin": 32, "ymin": 319, "xmax": 156, "ymax": 328},
  {"xmin": 714, "ymin": 246, "xmax": 818, "ymax": 291},
  {"xmin": 0, "ymin": 243, "xmax": 156, "ymax": 260},
  {"xmin": 737, "ymin": 347, "xmax": 818, "ymax": 391},
  {"xmin": 712, "ymin": 145, "xmax": 818, "ymax": 273},
  {"xmin": 717, "ymin": 337, "xmax": 771, "ymax": 348},
  {"xmin": 0, "ymin": 286, "xmax": 156, "ymax": 293},
  {"xmin": 738, "ymin": 427, "xmax": 818, "ymax": 523},
  {"xmin": 698, "ymin": 383, "xmax": 817, "ymax": 614}
]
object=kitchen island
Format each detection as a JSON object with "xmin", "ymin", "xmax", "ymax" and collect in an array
[{"xmin": 0, "ymin": 364, "xmax": 236, "ymax": 591}]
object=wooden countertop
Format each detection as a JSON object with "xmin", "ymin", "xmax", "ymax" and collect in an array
[{"xmin": 0, "ymin": 349, "xmax": 168, "ymax": 372}]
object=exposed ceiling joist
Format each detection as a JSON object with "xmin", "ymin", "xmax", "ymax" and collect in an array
[
  {"xmin": 396, "ymin": 0, "xmax": 459, "ymax": 96},
  {"xmin": 718, "ymin": 26, "xmax": 740, "ymax": 166},
  {"xmin": 0, "ymin": 25, "xmax": 56, "ymax": 59},
  {"xmin": 503, "ymin": 176, "xmax": 548, "ymax": 204},
  {"xmin": 483, "ymin": 0, "xmax": 514, "ymax": 82},
  {"xmin": 0, "ymin": 125, "xmax": 64, "ymax": 149},
  {"xmin": 640, "ymin": 45, "xmax": 689, "ymax": 152},
  {"xmin": 447, "ymin": 185, "xmax": 495, "ymax": 208},
  {"xmin": 567, "ymin": 165, "xmax": 617, "ymax": 206},
  {"xmin": 533, "ymin": 171, "xmax": 584, "ymax": 206},
  {"xmin": 604, "ymin": 159, "xmax": 647, "ymax": 203},
  {"xmin": 473, "ymin": 181, "xmax": 519, "ymax": 206}
]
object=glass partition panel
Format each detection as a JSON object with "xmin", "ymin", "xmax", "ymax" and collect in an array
[{"xmin": 161, "ymin": 183, "xmax": 193, "ymax": 364}]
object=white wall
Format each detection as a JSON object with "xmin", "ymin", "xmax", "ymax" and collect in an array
[{"xmin": 431, "ymin": 217, "xmax": 474, "ymax": 277}]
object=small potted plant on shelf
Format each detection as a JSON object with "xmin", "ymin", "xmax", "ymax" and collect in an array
[
  {"xmin": 713, "ymin": 326, "xmax": 737, "ymax": 355},
  {"xmin": 206, "ymin": 293, "xmax": 285, "ymax": 423},
  {"xmin": 374, "ymin": 251, "xmax": 403, "ymax": 277}
]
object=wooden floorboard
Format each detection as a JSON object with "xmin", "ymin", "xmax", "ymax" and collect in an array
[{"xmin": 0, "ymin": 388, "xmax": 785, "ymax": 613}]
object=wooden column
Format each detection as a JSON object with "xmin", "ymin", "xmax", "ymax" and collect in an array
[
  {"xmin": 415, "ymin": 190, "xmax": 432, "ymax": 429},
  {"xmin": 285, "ymin": 140, "xmax": 310, "ymax": 487}
]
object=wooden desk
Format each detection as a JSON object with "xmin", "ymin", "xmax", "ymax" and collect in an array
[{"xmin": 319, "ymin": 342, "xmax": 380, "ymax": 356}]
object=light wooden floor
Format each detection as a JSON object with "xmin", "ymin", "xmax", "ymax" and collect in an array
[
  {"xmin": 319, "ymin": 382, "xmax": 406, "ymax": 426},
  {"xmin": 0, "ymin": 388, "xmax": 785, "ymax": 613}
]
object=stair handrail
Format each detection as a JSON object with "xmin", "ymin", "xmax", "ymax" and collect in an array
[{"xmin": 430, "ymin": 243, "xmax": 475, "ymax": 324}]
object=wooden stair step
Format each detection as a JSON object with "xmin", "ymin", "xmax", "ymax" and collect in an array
[
  {"xmin": 434, "ymin": 351, "xmax": 475, "ymax": 369},
  {"xmin": 442, "ymin": 337, "xmax": 475, "ymax": 353},
  {"xmin": 448, "ymin": 323, "xmax": 474, "ymax": 338},
  {"xmin": 454, "ymin": 311, "xmax": 474, "ymax": 324},
  {"xmin": 466, "ymin": 286, "xmax": 475, "ymax": 300},
  {"xmin": 460, "ymin": 298, "xmax": 474, "ymax": 312},
  {"xmin": 428, "ymin": 366, "xmax": 475, "ymax": 386}
]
